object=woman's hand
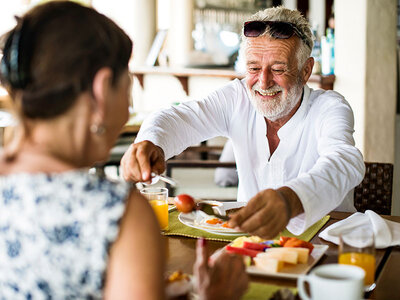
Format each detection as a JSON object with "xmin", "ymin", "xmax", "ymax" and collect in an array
[{"xmin": 194, "ymin": 238, "xmax": 249, "ymax": 300}]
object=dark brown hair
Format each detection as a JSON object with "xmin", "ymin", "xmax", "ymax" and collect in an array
[{"xmin": 0, "ymin": 1, "xmax": 132, "ymax": 119}]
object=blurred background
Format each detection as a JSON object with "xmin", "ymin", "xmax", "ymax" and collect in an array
[{"xmin": 0, "ymin": 0, "xmax": 399, "ymax": 214}]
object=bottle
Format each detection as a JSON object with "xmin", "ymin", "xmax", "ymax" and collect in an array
[
  {"xmin": 321, "ymin": 28, "xmax": 335, "ymax": 75},
  {"xmin": 311, "ymin": 28, "xmax": 322, "ymax": 75}
]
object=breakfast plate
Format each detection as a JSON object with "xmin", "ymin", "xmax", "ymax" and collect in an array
[
  {"xmin": 246, "ymin": 244, "xmax": 329, "ymax": 279},
  {"xmin": 178, "ymin": 211, "xmax": 246, "ymax": 236}
]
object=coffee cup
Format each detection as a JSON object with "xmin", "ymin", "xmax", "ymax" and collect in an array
[{"xmin": 297, "ymin": 264, "xmax": 365, "ymax": 300}]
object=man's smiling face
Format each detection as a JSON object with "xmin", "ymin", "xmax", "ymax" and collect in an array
[{"xmin": 245, "ymin": 35, "xmax": 304, "ymax": 122}]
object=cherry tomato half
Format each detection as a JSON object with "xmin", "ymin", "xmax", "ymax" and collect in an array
[{"xmin": 174, "ymin": 194, "xmax": 195, "ymax": 213}]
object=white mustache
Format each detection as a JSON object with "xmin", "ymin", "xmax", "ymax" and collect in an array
[{"xmin": 252, "ymin": 82, "xmax": 282, "ymax": 94}]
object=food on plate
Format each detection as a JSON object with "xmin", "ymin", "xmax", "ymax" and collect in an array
[
  {"xmin": 226, "ymin": 245, "xmax": 262, "ymax": 258},
  {"xmin": 253, "ymin": 255, "xmax": 284, "ymax": 273},
  {"xmin": 206, "ymin": 218, "xmax": 224, "ymax": 225},
  {"xmin": 167, "ymin": 270, "xmax": 190, "ymax": 282},
  {"xmin": 230, "ymin": 236, "xmax": 266, "ymax": 248},
  {"xmin": 174, "ymin": 194, "xmax": 196, "ymax": 213},
  {"xmin": 226, "ymin": 235, "xmax": 313, "ymax": 273},
  {"xmin": 165, "ymin": 270, "xmax": 192, "ymax": 298},
  {"xmin": 266, "ymin": 247, "xmax": 310, "ymax": 264},
  {"xmin": 279, "ymin": 236, "xmax": 314, "ymax": 254},
  {"xmin": 205, "ymin": 218, "xmax": 232, "ymax": 228}
]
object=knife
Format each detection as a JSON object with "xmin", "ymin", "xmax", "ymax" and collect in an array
[{"xmin": 195, "ymin": 202, "xmax": 230, "ymax": 221}]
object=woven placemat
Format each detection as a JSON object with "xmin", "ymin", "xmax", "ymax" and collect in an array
[
  {"xmin": 243, "ymin": 283, "xmax": 297, "ymax": 300},
  {"xmin": 163, "ymin": 210, "xmax": 330, "ymax": 242}
]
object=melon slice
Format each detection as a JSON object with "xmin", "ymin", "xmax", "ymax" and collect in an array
[
  {"xmin": 253, "ymin": 255, "xmax": 284, "ymax": 273},
  {"xmin": 267, "ymin": 247, "xmax": 310, "ymax": 264}
]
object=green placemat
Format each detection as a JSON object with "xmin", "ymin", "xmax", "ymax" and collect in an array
[
  {"xmin": 243, "ymin": 282, "xmax": 297, "ymax": 300},
  {"xmin": 164, "ymin": 210, "xmax": 330, "ymax": 242}
]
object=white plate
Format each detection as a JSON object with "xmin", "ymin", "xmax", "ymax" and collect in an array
[
  {"xmin": 247, "ymin": 244, "xmax": 329, "ymax": 279},
  {"xmin": 178, "ymin": 211, "xmax": 246, "ymax": 236}
]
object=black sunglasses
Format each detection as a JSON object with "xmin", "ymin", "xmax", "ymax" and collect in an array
[{"xmin": 243, "ymin": 21, "xmax": 311, "ymax": 49}]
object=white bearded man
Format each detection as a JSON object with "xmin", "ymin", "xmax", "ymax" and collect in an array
[{"xmin": 121, "ymin": 6, "xmax": 365, "ymax": 238}]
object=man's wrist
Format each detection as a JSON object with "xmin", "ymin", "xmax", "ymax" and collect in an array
[
  {"xmin": 276, "ymin": 190, "xmax": 292, "ymax": 222},
  {"xmin": 276, "ymin": 187, "xmax": 304, "ymax": 220}
]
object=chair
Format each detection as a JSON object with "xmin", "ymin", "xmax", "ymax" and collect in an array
[{"xmin": 353, "ymin": 162, "xmax": 394, "ymax": 215}]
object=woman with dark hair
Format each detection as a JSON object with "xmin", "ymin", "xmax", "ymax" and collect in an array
[{"xmin": 0, "ymin": 2, "xmax": 248, "ymax": 299}]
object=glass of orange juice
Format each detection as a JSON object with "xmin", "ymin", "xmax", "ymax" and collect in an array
[
  {"xmin": 338, "ymin": 227, "xmax": 376, "ymax": 292},
  {"xmin": 140, "ymin": 187, "xmax": 169, "ymax": 231}
]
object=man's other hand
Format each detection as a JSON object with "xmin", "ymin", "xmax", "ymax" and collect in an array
[
  {"xmin": 120, "ymin": 140, "xmax": 165, "ymax": 183},
  {"xmin": 228, "ymin": 188, "xmax": 303, "ymax": 239}
]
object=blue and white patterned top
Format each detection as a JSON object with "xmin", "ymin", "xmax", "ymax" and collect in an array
[{"xmin": 0, "ymin": 170, "xmax": 131, "ymax": 299}]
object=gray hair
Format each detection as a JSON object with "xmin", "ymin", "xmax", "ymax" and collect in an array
[{"xmin": 241, "ymin": 6, "xmax": 313, "ymax": 70}]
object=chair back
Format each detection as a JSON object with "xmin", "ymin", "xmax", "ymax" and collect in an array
[{"xmin": 354, "ymin": 162, "xmax": 393, "ymax": 215}]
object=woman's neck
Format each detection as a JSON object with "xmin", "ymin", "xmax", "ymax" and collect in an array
[{"xmin": 0, "ymin": 143, "xmax": 80, "ymax": 175}]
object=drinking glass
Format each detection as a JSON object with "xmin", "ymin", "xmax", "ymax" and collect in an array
[
  {"xmin": 140, "ymin": 187, "xmax": 169, "ymax": 231},
  {"xmin": 338, "ymin": 227, "xmax": 376, "ymax": 292}
]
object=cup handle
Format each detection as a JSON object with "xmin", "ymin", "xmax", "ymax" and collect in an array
[{"xmin": 297, "ymin": 275, "xmax": 312, "ymax": 300}]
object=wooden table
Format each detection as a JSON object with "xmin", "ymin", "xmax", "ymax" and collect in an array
[{"xmin": 164, "ymin": 211, "xmax": 400, "ymax": 299}]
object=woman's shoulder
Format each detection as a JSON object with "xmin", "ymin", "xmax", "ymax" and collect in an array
[{"xmin": 0, "ymin": 169, "xmax": 132, "ymax": 209}]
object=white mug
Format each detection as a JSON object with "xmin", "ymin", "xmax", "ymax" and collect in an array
[{"xmin": 297, "ymin": 264, "xmax": 365, "ymax": 300}]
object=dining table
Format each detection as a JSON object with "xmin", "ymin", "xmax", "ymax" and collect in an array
[{"xmin": 164, "ymin": 210, "xmax": 400, "ymax": 300}]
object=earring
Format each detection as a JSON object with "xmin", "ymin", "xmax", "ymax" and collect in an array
[{"xmin": 90, "ymin": 123, "xmax": 106, "ymax": 135}]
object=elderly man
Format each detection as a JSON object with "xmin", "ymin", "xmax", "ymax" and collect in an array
[{"xmin": 121, "ymin": 7, "xmax": 365, "ymax": 238}]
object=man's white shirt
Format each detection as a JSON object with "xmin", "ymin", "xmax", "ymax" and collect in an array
[{"xmin": 135, "ymin": 79, "xmax": 365, "ymax": 235}]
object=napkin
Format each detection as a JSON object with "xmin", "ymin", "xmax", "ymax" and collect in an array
[{"xmin": 319, "ymin": 210, "xmax": 400, "ymax": 249}]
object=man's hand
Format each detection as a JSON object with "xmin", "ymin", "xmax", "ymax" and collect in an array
[
  {"xmin": 228, "ymin": 187, "xmax": 304, "ymax": 239},
  {"xmin": 194, "ymin": 238, "xmax": 248, "ymax": 300},
  {"xmin": 120, "ymin": 140, "xmax": 165, "ymax": 182}
]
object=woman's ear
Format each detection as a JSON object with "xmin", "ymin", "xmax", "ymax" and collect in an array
[{"xmin": 91, "ymin": 67, "xmax": 113, "ymax": 117}]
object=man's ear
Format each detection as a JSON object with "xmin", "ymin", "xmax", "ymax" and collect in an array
[
  {"xmin": 301, "ymin": 57, "xmax": 314, "ymax": 84},
  {"xmin": 91, "ymin": 67, "xmax": 113, "ymax": 117}
]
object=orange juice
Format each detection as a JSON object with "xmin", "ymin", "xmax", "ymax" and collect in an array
[
  {"xmin": 339, "ymin": 252, "xmax": 375, "ymax": 285},
  {"xmin": 149, "ymin": 199, "xmax": 169, "ymax": 230}
]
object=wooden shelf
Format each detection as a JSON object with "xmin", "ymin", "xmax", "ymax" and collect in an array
[{"xmin": 131, "ymin": 66, "xmax": 335, "ymax": 94}]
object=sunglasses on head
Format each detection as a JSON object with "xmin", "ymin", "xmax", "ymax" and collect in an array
[{"xmin": 243, "ymin": 21, "xmax": 311, "ymax": 49}]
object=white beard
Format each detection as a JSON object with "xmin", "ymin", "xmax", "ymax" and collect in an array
[{"xmin": 248, "ymin": 79, "xmax": 303, "ymax": 122}]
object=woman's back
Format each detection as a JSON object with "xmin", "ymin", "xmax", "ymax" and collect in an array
[{"xmin": 0, "ymin": 170, "xmax": 129, "ymax": 299}]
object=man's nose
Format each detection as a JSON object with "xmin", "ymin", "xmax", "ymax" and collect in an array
[{"xmin": 258, "ymin": 69, "xmax": 274, "ymax": 90}]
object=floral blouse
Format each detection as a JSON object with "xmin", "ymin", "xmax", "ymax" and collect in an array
[{"xmin": 0, "ymin": 170, "xmax": 130, "ymax": 299}]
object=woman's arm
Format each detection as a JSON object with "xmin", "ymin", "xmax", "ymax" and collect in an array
[{"xmin": 104, "ymin": 188, "xmax": 165, "ymax": 300}]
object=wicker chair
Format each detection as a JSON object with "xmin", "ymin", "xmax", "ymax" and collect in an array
[{"xmin": 353, "ymin": 162, "xmax": 394, "ymax": 215}]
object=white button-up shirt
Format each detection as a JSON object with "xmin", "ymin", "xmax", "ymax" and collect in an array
[{"xmin": 135, "ymin": 79, "xmax": 365, "ymax": 234}]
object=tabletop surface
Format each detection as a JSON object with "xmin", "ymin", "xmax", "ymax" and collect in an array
[{"xmin": 164, "ymin": 211, "xmax": 400, "ymax": 300}]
